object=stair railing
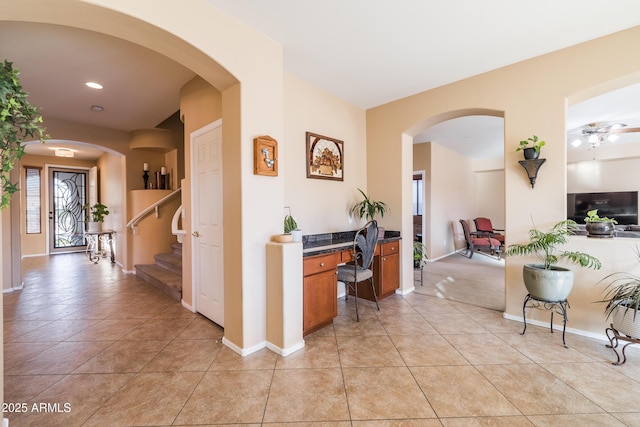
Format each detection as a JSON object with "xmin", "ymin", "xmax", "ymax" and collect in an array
[
  {"xmin": 127, "ymin": 187, "xmax": 182, "ymax": 235},
  {"xmin": 171, "ymin": 205, "xmax": 186, "ymax": 243}
]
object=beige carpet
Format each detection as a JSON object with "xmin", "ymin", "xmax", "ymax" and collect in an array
[{"xmin": 414, "ymin": 251, "xmax": 505, "ymax": 311}]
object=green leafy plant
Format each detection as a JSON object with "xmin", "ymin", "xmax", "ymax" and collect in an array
[
  {"xmin": 413, "ymin": 241, "xmax": 428, "ymax": 269},
  {"xmin": 584, "ymin": 209, "xmax": 617, "ymax": 224},
  {"xmin": 84, "ymin": 203, "xmax": 110, "ymax": 223},
  {"xmin": 505, "ymin": 219, "xmax": 601, "ymax": 270},
  {"xmin": 283, "ymin": 206, "xmax": 298, "ymax": 233},
  {"xmin": 515, "ymin": 135, "xmax": 546, "ymax": 154},
  {"xmin": 349, "ymin": 188, "xmax": 388, "ymax": 221},
  {"xmin": 595, "ymin": 247, "xmax": 640, "ymax": 325},
  {"xmin": 0, "ymin": 60, "xmax": 48, "ymax": 209}
]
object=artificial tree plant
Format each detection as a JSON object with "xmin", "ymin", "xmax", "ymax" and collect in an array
[{"xmin": 0, "ymin": 60, "xmax": 47, "ymax": 209}]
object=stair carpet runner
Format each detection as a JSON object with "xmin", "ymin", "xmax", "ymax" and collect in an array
[{"xmin": 134, "ymin": 242, "xmax": 182, "ymax": 301}]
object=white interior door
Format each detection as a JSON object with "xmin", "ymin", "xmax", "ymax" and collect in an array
[{"xmin": 191, "ymin": 120, "xmax": 224, "ymax": 326}]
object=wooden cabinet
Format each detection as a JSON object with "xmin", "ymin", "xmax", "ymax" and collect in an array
[
  {"xmin": 347, "ymin": 240, "xmax": 401, "ymax": 302},
  {"xmin": 303, "ymin": 252, "xmax": 338, "ymax": 336},
  {"xmin": 377, "ymin": 241, "xmax": 400, "ymax": 298}
]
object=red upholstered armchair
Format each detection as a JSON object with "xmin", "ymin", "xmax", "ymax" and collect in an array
[
  {"xmin": 459, "ymin": 219, "xmax": 501, "ymax": 259},
  {"xmin": 473, "ymin": 217, "xmax": 505, "ymax": 247}
]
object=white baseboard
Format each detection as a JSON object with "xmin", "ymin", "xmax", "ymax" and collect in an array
[
  {"xmin": 3, "ymin": 282, "xmax": 24, "ymax": 293},
  {"xmin": 222, "ymin": 337, "xmax": 266, "ymax": 356},
  {"xmin": 502, "ymin": 312, "xmax": 610, "ymax": 343},
  {"xmin": 266, "ymin": 340, "xmax": 305, "ymax": 357},
  {"xmin": 181, "ymin": 299, "xmax": 195, "ymax": 312}
]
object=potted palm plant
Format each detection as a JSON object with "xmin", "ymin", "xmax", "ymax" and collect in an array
[
  {"xmin": 584, "ymin": 209, "xmax": 617, "ymax": 238},
  {"xmin": 516, "ymin": 135, "xmax": 546, "ymax": 160},
  {"xmin": 506, "ymin": 219, "xmax": 601, "ymax": 301},
  {"xmin": 349, "ymin": 188, "xmax": 388, "ymax": 239},
  {"xmin": 413, "ymin": 241, "xmax": 428, "ymax": 269},
  {"xmin": 596, "ymin": 248, "xmax": 640, "ymax": 340}
]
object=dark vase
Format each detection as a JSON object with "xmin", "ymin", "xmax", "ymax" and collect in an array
[
  {"xmin": 586, "ymin": 221, "xmax": 616, "ymax": 238},
  {"xmin": 523, "ymin": 147, "xmax": 539, "ymax": 160}
]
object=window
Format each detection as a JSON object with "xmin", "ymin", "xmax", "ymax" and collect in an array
[
  {"xmin": 25, "ymin": 166, "xmax": 41, "ymax": 234},
  {"xmin": 413, "ymin": 173, "xmax": 423, "ymax": 216}
]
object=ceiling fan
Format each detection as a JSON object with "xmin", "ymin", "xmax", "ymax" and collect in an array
[{"xmin": 569, "ymin": 122, "xmax": 640, "ymax": 149}]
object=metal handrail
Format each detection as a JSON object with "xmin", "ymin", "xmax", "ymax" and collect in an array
[{"xmin": 127, "ymin": 187, "xmax": 182, "ymax": 233}]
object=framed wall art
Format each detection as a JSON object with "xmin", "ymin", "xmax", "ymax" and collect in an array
[
  {"xmin": 306, "ymin": 132, "xmax": 343, "ymax": 181},
  {"xmin": 254, "ymin": 135, "xmax": 278, "ymax": 176}
]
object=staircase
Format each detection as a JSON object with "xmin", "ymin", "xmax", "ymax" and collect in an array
[{"xmin": 135, "ymin": 242, "xmax": 182, "ymax": 301}]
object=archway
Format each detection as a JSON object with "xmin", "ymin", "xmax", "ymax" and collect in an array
[
  {"xmin": 406, "ymin": 108, "xmax": 506, "ymax": 311},
  {"xmin": 3, "ymin": 0, "xmax": 286, "ymax": 362}
]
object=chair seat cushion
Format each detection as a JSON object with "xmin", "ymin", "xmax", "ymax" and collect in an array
[
  {"xmin": 337, "ymin": 265, "xmax": 373, "ymax": 282},
  {"xmin": 471, "ymin": 237, "xmax": 501, "ymax": 247}
]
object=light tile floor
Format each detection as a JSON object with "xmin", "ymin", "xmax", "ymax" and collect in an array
[{"xmin": 4, "ymin": 253, "xmax": 640, "ymax": 426}]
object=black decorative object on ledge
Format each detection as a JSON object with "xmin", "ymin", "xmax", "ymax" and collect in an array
[{"xmin": 518, "ymin": 158, "xmax": 546, "ymax": 188}]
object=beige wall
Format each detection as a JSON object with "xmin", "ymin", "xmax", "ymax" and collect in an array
[
  {"xmin": 178, "ymin": 76, "xmax": 222, "ymax": 317},
  {"xmin": 98, "ymin": 152, "xmax": 126, "ymax": 266},
  {"xmin": 367, "ymin": 26, "xmax": 640, "ymax": 335},
  {"xmin": 283, "ymin": 73, "xmax": 367, "ymax": 234}
]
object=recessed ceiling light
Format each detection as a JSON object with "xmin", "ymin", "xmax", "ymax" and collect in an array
[
  {"xmin": 85, "ymin": 82, "xmax": 103, "ymax": 89},
  {"xmin": 90, "ymin": 105, "xmax": 104, "ymax": 112}
]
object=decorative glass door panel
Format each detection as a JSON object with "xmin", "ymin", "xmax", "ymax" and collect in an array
[{"xmin": 50, "ymin": 169, "xmax": 88, "ymax": 252}]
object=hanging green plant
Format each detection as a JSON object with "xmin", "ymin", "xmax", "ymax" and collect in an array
[{"xmin": 0, "ymin": 60, "xmax": 48, "ymax": 209}]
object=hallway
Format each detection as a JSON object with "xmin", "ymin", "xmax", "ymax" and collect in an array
[{"xmin": 4, "ymin": 253, "xmax": 640, "ymax": 426}]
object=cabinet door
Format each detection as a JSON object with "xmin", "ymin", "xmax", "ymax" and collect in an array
[
  {"xmin": 380, "ymin": 252, "xmax": 400, "ymax": 296},
  {"xmin": 303, "ymin": 269, "xmax": 337, "ymax": 334}
]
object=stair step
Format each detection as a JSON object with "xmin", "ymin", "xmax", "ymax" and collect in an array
[
  {"xmin": 172, "ymin": 242, "xmax": 182, "ymax": 256},
  {"xmin": 135, "ymin": 264, "xmax": 181, "ymax": 301},
  {"xmin": 154, "ymin": 252, "xmax": 182, "ymax": 275}
]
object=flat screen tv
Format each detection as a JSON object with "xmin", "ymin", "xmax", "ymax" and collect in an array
[{"xmin": 567, "ymin": 191, "xmax": 638, "ymax": 225}]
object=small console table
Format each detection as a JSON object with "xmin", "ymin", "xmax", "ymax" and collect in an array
[
  {"xmin": 521, "ymin": 294, "xmax": 570, "ymax": 348},
  {"xmin": 84, "ymin": 229, "xmax": 116, "ymax": 264}
]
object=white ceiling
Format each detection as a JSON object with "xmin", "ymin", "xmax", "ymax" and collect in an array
[{"xmin": 2, "ymin": 2, "xmax": 640, "ymax": 160}]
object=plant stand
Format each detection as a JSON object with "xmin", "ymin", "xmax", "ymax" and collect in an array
[
  {"xmin": 521, "ymin": 294, "xmax": 570, "ymax": 348},
  {"xmin": 605, "ymin": 324, "xmax": 640, "ymax": 365},
  {"xmin": 414, "ymin": 266, "xmax": 423, "ymax": 286}
]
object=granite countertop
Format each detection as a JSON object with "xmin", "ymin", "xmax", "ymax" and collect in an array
[{"xmin": 302, "ymin": 230, "xmax": 401, "ymax": 257}]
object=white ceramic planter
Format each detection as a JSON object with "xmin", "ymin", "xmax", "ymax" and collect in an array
[
  {"xmin": 291, "ymin": 229, "xmax": 303, "ymax": 242},
  {"xmin": 611, "ymin": 305, "xmax": 640, "ymax": 339},
  {"xmin": 523, "ymin": 264, "xmax": 574, "ymax": 302},
  {"xmin": 87, "ymin": 221, "xmax": 102, "ymax": 233}
]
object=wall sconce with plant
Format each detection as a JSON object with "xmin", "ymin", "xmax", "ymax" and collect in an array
[{"xmin": 516, "ymin": 135, "xmax": 546, "ymax": 188}]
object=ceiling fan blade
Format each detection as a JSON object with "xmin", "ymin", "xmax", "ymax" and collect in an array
[
  {"xmin": 610, "ymin": 127, "xmax": 640, "ymax": 134},
  {"xmin": 601, "ymin": 122, "xmax": 626, "ymax": 132}
]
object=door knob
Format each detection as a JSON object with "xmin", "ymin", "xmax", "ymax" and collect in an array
[{"xmin": 192, "ymin": 231, "xmax": 200, "ymax": 237}]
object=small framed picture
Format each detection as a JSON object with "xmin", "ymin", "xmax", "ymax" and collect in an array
[
  {"xmin": 254, "ymin": 135, "xmax": 278, "ymax": 176},
  {"xmin": 306, "ymin": 132, "xmax": 343, "ymax": 181}
]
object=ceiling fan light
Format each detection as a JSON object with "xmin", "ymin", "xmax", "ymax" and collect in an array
[
  {"xmin": 607, "ymin": 134, "xmax": 619, "ymax": 143},
  {"xmin": 571, "ymin": 138, "xmax": 583, "ymax": 147},
  {"xmin": 588, "ymin": 134, "xmax": 599, "ymax": 144}
]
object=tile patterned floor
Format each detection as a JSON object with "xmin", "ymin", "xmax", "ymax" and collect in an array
[{"xmin": 4, "ymin": 253, "xmax": 640, "ymax": 426}]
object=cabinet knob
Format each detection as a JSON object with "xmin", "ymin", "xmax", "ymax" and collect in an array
[
  {"xmin": 391, "ymin": 246, "xmax": 395, "ymax": 251},
  {"xmin": 383, "ymin": 257, "xmax": 386, "ymax": 261},
  {"xmin": 320, "ymin": 262, "xmax": 325, "ymax": 267}
]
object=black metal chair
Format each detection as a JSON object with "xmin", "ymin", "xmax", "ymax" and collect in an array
[{"xmin": 337, "ymin": 220, "xmax": 380, "ymax": 321}]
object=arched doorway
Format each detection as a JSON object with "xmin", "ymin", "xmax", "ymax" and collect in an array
[
  {"xmin": 3, "ymin": 0, "xmax": 286, "ymax": 361},
  {"xmin": 408, "ymin": 110, "xmax": 506, "ymax": 311}
]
